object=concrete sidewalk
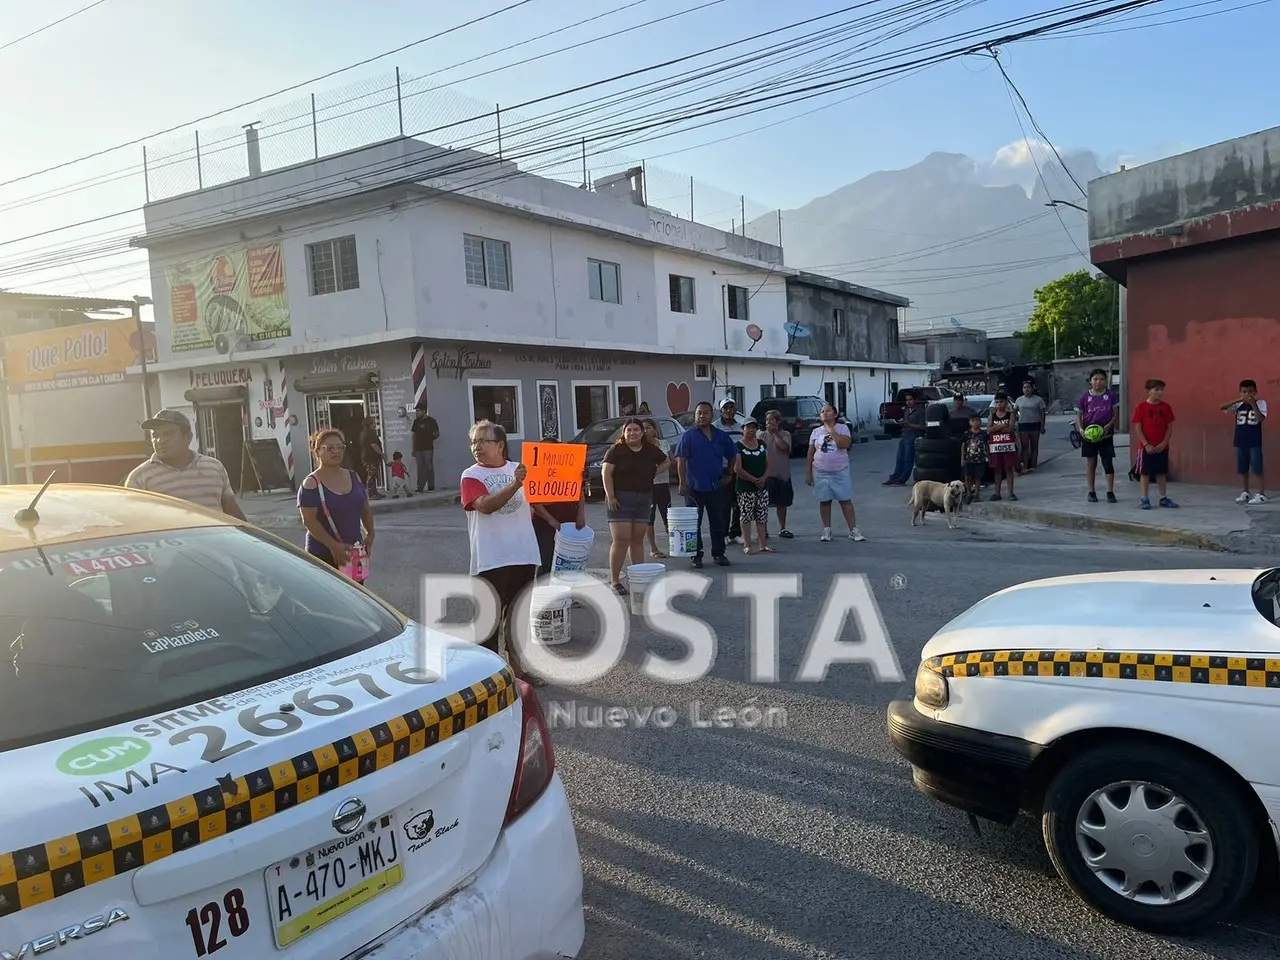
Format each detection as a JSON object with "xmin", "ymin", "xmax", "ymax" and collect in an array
[
  {"xmin": 965, "ymin": 438, "xmax": 1280, "ymax": 553},
  {"xmin": 238, "ymin": 486, "xmax": 459, "ymax": 528}
]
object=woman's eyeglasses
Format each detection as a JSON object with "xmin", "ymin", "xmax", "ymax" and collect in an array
[{"xmin": 319, "ymin": 443, "xmax": 345, "ymax": 452}]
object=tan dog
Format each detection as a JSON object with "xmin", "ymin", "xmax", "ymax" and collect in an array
[{"xmin": 908, "ymin": 479, "xmax": 966, "ymax": 529}]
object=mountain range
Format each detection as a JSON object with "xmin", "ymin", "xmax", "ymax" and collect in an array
[{"xmin": 763, "ymin": 146, "xmax": 1113, "ymax": 337}]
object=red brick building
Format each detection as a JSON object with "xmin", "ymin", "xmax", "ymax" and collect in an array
[{"xmin": 1089, "ymin": 125, "xmax": 1280, "ymax": 485}]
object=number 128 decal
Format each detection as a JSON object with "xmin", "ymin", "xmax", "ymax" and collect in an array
[{"xmin": 185, "ymin": 888, "xmax": 249, "ymax": 955}]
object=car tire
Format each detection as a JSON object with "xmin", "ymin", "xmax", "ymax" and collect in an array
[
  {"xmin": 913, "ymin": 438, "xmax": 958, "ymax": 456},
  {"xmin": 1041, "ymin": 744, "xmax": 1258, "ymax": 934}
]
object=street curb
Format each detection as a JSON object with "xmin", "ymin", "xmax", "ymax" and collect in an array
[
  {"xmin": 243, "ymin": 491, "xmax": 460, "ymax": 528},
  {"xmin": 967, "ymin": 501, "xmax": 1233, "ymax": 552}
]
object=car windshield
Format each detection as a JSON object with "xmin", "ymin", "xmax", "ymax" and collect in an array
[
  {"xmin": 0, "ymin": 527, "xmax": 404, "ymax": 750},
  {"xmin": 1252, "ymin": 568, "xmax": 1280, "ymax": 628},
  {"xmin": 573, "ymin": 421, "xmax": 623, "ymax": 444}
]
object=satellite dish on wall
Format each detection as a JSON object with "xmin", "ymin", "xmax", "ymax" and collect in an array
[{"xmin": 745, "ymin": 324, "xmax": 763, "ymax": 342}]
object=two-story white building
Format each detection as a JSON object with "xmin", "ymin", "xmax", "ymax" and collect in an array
[{"xmin": 134, "ymin": 136, "xmax": 807, "ymax": 489}]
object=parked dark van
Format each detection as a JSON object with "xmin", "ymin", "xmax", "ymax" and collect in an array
[{"xmin": 748, "ymin": 395, "xmax": 849, "ymax": 456}]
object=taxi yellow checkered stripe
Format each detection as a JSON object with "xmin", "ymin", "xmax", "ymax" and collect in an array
[
  {"xmin": 925, "ymin": 650, "xmax": 1280, "ymax": 688},
  {"xmin": 0, "ymin": 667, "xmax": 517, "ymax": 918}
]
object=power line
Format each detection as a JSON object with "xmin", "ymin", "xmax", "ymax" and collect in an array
[
  {"xmin": 0, "ymin": 0, "xmax": 110, "ymax": 53},
  {"xmin": 0, "ymin": 0, "xmax": 540, "ymax": 190},
  {"xmin": 0, "ymin": 0, "xmax": 723, "ymax": 219},
  {"xmin": 0, "ymin": 0, "xmax": 1170, "ymax": 286}
]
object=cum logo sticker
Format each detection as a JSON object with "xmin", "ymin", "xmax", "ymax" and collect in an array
[{"xmin": 57, "ymin": 736, "xmax": 152, "ymax": 776}]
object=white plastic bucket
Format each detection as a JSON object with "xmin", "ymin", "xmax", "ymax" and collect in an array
[
  {"xmin": 552, "ymin": 523, "xmax": 594, "ymax": 574},
  {"xmin": 625, "ymin": 562, "xmax": 666, "ymax": 614},
  {"xmin": 666, "ymin": 506, "xmax": 700, "ymax": 558},
  {"xmin": 529, "ymin": 586, "xmax": 572, "ymax": 645}
]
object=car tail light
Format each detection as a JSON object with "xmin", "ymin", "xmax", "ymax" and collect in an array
[{"xmin": 504, "ymin": 679, "xmax": 556, "ymax": 825}]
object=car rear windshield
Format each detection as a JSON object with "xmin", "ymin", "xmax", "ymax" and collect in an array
[{"xmin": 0, "ymin": 527, "xmax": 404, "ymax": 751}]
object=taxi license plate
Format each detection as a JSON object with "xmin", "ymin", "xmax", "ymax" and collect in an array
[{"xmin": 265, "ymin": 812, "xmax": 404, "ymax": 948}]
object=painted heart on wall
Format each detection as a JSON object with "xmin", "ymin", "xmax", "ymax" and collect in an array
[{"xmin": 666, "ymin": 381, "xmax": 691, "ymax": 416}]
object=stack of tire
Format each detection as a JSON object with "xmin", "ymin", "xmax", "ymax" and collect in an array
[{"xmin": 913, "ymin": 403, "xmax": 961, "ymax": 484}]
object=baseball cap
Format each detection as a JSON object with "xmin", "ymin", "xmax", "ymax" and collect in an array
[
  {"xmin": 142, "ymin": 409, "xmax": 191, "ymax": 432},
  {"xmin": 719, "ymin": 397, "xmax": 735, "ymax": 408},
  {"xmin": 741, "ymin": 417, "xmax": 758, "ymax": 426}
]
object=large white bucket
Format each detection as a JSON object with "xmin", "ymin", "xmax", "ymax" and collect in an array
[
  {"xmin": 529, "ymin": 585, "xmax": 573, "ymax": 645},
  {"xmin": 552, "ymin": 523, "xmax": 594, "ymax": 575},
  {"xmin": 625, "ymin": 562, "xmax": 666, "ymax": 614},
  {"xmin": 666, "ymin": 506, "xmax": 700, "ymax": 558}
]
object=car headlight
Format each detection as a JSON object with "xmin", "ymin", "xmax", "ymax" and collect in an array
[{"xmin": 914, "ymin": 662, "xmax": 949, "ymax": 709}]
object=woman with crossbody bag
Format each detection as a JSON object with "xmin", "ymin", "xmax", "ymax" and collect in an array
[{"xmin": 297, "ymin": 429, "xmax": 375, "ymax": 580}]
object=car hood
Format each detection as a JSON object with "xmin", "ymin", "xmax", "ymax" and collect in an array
[{"xmin": 920, "ymin": 569, "xmax": 1280, "ymax": 660}]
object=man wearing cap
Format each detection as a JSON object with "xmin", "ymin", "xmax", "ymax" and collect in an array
[
  {"xmin": 124, "ymin": 409, "xmax": 246, "ymax": 519},
  {"xmin": 715, "ymin": 397, "xmax": 744, "ymax": 542}
]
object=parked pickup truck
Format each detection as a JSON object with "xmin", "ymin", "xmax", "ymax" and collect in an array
[{"xmin": 879, "ymin": 385, "xmax": 952, "ymax": 436}]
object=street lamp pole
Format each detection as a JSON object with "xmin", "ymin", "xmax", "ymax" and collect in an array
[
  {"xmin": 133, "ymin": 296, "xmax": 154, "ymax": 422},
  {"xmin": 1045, "ymin": 199, "xmax": 1088, "ymax": 213}
]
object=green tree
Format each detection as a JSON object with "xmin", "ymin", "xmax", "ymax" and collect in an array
[{"xmin": 1016, "ymin": 269, "xmax": 1119, "ymax": 363}]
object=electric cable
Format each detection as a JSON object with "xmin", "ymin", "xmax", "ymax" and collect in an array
[{"xmin": 0, "ymin": 0, "xmax": 110, "ymax": 53}]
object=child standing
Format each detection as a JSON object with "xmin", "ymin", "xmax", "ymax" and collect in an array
[
  {"xmin": 960, "ymin": 415, "xmax": 988, "ymax": 504},
  {"xmin": 1220, "ymin": 379, "xmax": 1267, "ymax": 504},
  {"xmin": 1131, "ymin": 378, "xmax": 1177, "ymax": 510},
  {"xmin": 387, "ymin": 452, "xmax": 412, "ymax": 498},
  {"xmin": 985, "ymin": 392, "xmax": 1019, "ymax": 501}
]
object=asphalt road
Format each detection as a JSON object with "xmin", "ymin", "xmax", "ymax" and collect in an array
[{"xmin": 274, "ymin": 428, "xmax": 1280, "ymax": 959}]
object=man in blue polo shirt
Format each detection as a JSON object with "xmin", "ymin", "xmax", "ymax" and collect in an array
[{"xmin": 675, "ymin": 401, "xmax": 739, "ymax": 568}]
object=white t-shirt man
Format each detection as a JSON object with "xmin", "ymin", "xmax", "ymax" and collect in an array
[{"xmin": 460, "ymin": 461, "xmax": 541, "ymax": 576}]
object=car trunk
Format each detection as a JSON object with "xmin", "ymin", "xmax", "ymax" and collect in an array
[{"xmin": 0, "ymin": 632, "xmax": 522, "ymax": 959}]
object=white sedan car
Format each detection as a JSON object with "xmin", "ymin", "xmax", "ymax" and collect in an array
[
  {"xmin": 888, "ymin": 568, "xmax": 1280, "ymax": 934},
  {"xmin": 0, "ymin": 483, "xmax": 584, "ymax": 959}
]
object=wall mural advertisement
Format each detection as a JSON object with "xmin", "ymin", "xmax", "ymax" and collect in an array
[{"xmin": 165, "ymin": 243, "xmax": 291, "ymax": 352}]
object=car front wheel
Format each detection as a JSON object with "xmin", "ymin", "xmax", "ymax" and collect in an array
[{"xmin": 1041, "ymin": 744, "xmax": 1258, "ymax": 934}]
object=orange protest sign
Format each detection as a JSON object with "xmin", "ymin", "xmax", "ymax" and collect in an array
[{"xmin": 523, "ymin": 442, "xmax": 586, "ymax": 503}]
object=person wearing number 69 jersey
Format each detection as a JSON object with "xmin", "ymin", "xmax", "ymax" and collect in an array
[{"xmin": 460, "ymin": 420, "xmax": 543, "ymax": 684}]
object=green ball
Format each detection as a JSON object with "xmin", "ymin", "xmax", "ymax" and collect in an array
[{"xmin": 1083, "ymin": 425, "xmax": 1105, "ymax": 443}]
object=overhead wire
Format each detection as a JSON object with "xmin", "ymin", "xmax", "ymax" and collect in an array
[
  {"xmin": 5, "ymin": 0, "xmax": 1172, "ymax": 296},
  {"xmin": 0, "ymin": 0, "xmax": 1103, "ymax": 265},
  {"xmin": 0, "ymin": 0, "xmax": 110, "ymax": 53}
]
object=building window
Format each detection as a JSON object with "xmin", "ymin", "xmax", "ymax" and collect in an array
[
  {"xmin": 693, "ymin": 361, "xmax": 711, "ymax": 381},
  {"xmin": 469, "ymin": 380, "xmax": 522, "ymax": 438},
  {"xmin": 727, "ymin": 284, "xmax": 749, "ymax": 320},
  {"xmin": 759, "ymin": 384, "xmax": 786, "ymax": 400},
  {"xmin": 307, "ymin": 236, "xmax": 359, "ymax": 296},
  {"xmin": 888, "ymin": 316, "xmax": 900, "ymax": 347},
  {"xmin": 669, "ymin": 274, "xmax": 695, "ymax": 313},
  {"xmin": 832, "ymin": 308, "xmax": 845, "ymax": 336},
  {"xmin": 464, "ymin": 235, "xmax": 511, "ymax": 290},
  {"xmin": 573, "ymin": 382, "xmax": 612, "ymax": 433},
  {"xmin": 588, "ymin": 259, "xmax": 621, "ymax": 304}
]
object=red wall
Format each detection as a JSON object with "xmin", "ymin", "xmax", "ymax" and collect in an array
[{"xmin": 1126, "ymin": 234, "xmax": 1280, "ymax": 486}]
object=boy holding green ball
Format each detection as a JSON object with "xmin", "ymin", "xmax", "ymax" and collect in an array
[{"xmin": 1076, "ymin": 368, "xmax": 1120, "ymax": 503}]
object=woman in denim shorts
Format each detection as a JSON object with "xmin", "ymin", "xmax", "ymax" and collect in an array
[{"xmin": 601, "ymin": 419, "xmax": 668, "ymax": 594}]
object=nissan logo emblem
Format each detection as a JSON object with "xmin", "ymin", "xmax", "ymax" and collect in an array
[{"xmin": 332, "ymin": 798, "xmax": 367, "ymax": 835}]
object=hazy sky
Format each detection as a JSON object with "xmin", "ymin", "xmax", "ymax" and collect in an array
[{"xmin": 0, "ymin": 0, "xmax": 1273, "ymax": 312}]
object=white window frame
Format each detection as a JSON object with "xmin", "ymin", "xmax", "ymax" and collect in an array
[
  {"xmin": 463, "ymin": 235, "xmax": 512, "ymax": 291},
  {"xmin": 467, "ymin": 378, "xmax": 525, "ymax": 441},
  {"xmin": 307, "ymin": 235, "xmax": 360, "ymax": 296},
  {"xmin": 693, "ymin": 362, "xmax": 711, "ymax": 381},
  {"xmin": 726, "ymin": 284, "xmax": 750, "ymax": 321},
  {"xmin": 570, "ymin": 379, "xmax": 614, "ymax": 434},
  {"xmin": 613, "ymin": 381, "xmax": 642, "ymax": 417},
  {"xmin": 668, "ymin": 274, "xmax": 696, "ymax": 314},
  {"xmin": 588, "ymin": 258, "xmax": 621, "ymax": 304}
]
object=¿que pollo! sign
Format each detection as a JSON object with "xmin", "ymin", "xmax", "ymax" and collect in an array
[{"xmin": 522, "ymin": 443, "xmax": 586, "ymax": 503}]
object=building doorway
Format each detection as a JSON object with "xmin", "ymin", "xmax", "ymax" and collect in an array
[
  {"xmin": 195, "ymin": 402, "xmax": 246, "ymax": 492},
  {"xmin": 307, "ymin": 390, "xmax": 386, "ymax": 489}
]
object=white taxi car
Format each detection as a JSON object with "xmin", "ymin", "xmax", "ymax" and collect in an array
[
  {"xmin": 0, "ymin": 482, "xmax": 584, "ymax": 958},
  {"xmin": 888, "ymin": 568, "xmax": 1280, "ymax": 934}
]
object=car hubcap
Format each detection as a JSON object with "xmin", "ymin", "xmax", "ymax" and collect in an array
[{"xmin": 1074, "ymin": 780, "xmax": 1214, "ymax": 905}]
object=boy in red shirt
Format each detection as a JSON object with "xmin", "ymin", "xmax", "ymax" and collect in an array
[
  {"xmin": 387, "ymin": 451, "xmax": 411, "ymax": 498},
  {"xmin": 1131, "ymin": 378, "xmax": 1177, "ymax": 510}
]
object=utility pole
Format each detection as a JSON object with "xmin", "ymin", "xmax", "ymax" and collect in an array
[
  {"xmin": 133, "ymin": 296, "xmax": 154, "ymax": 422},
  {"xmin": 1118, "ymin": 283, "xmax": 1128, "ymax": 417}
]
